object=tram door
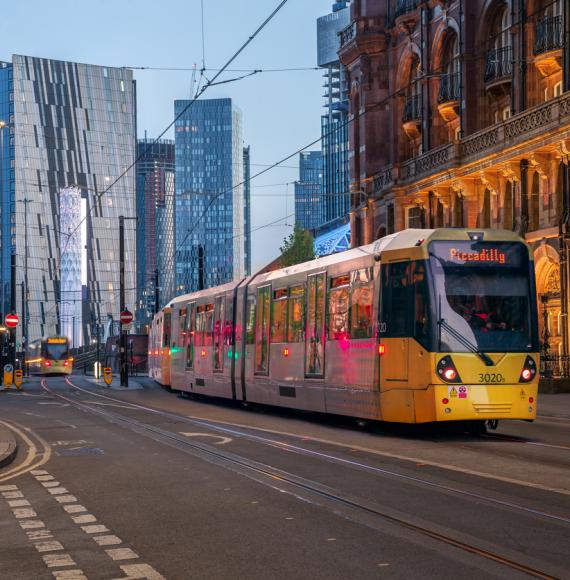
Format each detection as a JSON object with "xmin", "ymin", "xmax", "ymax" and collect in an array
[
  {"xmin": 254, "ymin": 286, "xmax": 271, "ymax": 375},
  {"xmin": 305, "ymin": 273, "xmax": 326, "ymax": 378},
  {"xmin": 213, "ymin": 296, "xmax": 224, "ymax": 372}
]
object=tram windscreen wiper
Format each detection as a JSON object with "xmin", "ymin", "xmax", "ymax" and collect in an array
[{"xmin": 438, "ymin": 318, "xmax": 494, "ymax": 367}]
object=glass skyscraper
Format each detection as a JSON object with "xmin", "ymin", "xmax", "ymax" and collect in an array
[
  {"xmin": 317, "ymin": 2, "xmax": 351, "ymax": 225},
  {"xmin": 136, "ymin": 138, "xmax": 175, "ymax": 325},
  {"xmin": 243, "ymin": 145, "xmax": 252, "ymax": 276},
  {"xmin": 0, "ymin": 55, "xmax": 137, "ymax": 347},
  {"xmin": 294, "ymin": 151, "xmax": 323, "ymax": 231},
  {"xmin": 175, "ymin": 98, "xmax": 245, "ymax": 293}
]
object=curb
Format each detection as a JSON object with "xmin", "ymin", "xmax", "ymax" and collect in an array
[{"xmin": 0, "ymin": 435, "xmax": 18, "ymax": 470}]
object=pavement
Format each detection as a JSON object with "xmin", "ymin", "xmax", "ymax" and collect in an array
[
  {"xmin": 0, "ymin": 419, "xmax": 17, "ymax": 469},
  {"xmin": 84, "ymin": 375, "xmax": 145, "ymax": 390}
]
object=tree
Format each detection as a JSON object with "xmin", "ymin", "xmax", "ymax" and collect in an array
[{"xmin": 280, "ymin": 225, "xmax": 315, "ymax": 267}]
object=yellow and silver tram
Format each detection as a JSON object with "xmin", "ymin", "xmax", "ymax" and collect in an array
[
  {"xmin": 28, "ymin": 336, "xmax": 73, "ymax": 375},
  {"xmin": 149, "ymin": 229, "xmax": 539, "ymax": 426}
]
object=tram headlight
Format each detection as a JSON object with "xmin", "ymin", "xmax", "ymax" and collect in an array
[
  {"xmin": 437, "ymin": 357, "xmax": 462, "ymax": 383},
  {"xmin": 519, "ymin": 356, "xmax": 536, "ymax": 383}
]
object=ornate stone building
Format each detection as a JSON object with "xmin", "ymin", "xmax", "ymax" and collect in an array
[{"xmin": 339, "ymin": 0, "xmax": 570, "ymax": 361}]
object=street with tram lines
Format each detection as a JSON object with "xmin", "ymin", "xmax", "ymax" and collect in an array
[{"xmin": 0, "ymin": 374, "xmax": 568, "ymax": 579}]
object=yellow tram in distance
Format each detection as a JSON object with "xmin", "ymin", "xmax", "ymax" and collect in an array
[
  {"xmin": 28, "ymin": 336, "xmax": 73, "ymax": 375},
  {"xmin": 150, "ymin": 229, "xmax": 539, "ymax": 427}
]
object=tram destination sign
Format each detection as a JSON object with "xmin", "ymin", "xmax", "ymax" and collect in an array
[{"xmin": 431, "ymin": 241, "xmax": 526, "ymax": 268}]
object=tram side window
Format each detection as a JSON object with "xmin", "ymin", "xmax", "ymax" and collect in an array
[
  {"xmin": 412, "ymin": 262, "xmax": 430, "ymax": 347},
  {"xmin": 382, "ymin": 263, "xmax": 411, "ymax": 337},
  {"xmin": 271, "ymin": 289, "xmax": 288, "ymax": 343},
  {"xmin": 288, "ymin": 285, "xmax": 305, "ymax": 342},
  {"xmin": 186, "ymin": 304, "xmax": 196, "ymax": 368},
  {"xmin": 204, "ymin": 304, "xmax": 214, "ymax": 346},
  {"xmin": 179, "ymin": 308, "xmax": 187, "ymax": 345},
  {"xmin": 350, "ymin": 268, "xmax": 374, "ymax": 339},
  {"xmin": 224, "ymin": 296, "xmax": 234, "ymax": 346},
  {"xmin": 328, "ymin": 275, "xmax": 350, "ymax": 340},
  {"xmin": 245, "ymin": 295, "xmax": 256, "ymax": 344},
  {"xmin": 163, "ymin": 313, "xmax": 171, "ymax": 348}
]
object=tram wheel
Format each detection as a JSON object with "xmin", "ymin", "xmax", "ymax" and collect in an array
[{"xmin": 486, "ymin": 419, "xmax": 499, "ymax": 430}]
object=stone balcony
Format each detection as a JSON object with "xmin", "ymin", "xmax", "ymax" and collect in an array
[
  {"xmin": 338, "ymin": 18, "xmax": 385, "ymax": 62},
  {"xmin": 372, "ymin": 92, "xmax": 570, "ymax": 196}
]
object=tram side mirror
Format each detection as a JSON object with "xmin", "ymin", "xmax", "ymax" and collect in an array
[{"xmin": 373, "ymin": 253, "xmax": 381, "ymax": 262}]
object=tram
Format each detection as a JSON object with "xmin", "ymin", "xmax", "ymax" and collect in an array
[
  {"xmin": 28, "ymin": 336, "xmax": 73, "ymax": 375},
  {"xmin": 149, "ymin": 229, "xmax": 539, "ymax": 426}
]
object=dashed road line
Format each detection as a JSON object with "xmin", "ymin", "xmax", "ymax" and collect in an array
[{"xmin": 32, "ymin": 470, "xmax": 166, "ymax": 579}]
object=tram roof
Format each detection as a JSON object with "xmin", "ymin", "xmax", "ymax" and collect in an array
[{"xmin": 165, "ymin": 228, "xmax": 525, "ymax": 307}]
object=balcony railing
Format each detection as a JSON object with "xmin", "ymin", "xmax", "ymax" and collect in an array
[
  {"xmin": 395, "ymin": 0, "xmax": 419, "ymax": 18},
  {"xmin": 534, "ymin": 15, "xmax": 564, "ymax": 55},
  {"xmin": 403, "ymin": 94, "xmax": 421, "ymax": 122},
  {"xmin": 438, "ymin": 72, "xmax": 460, "ymax": 103},
  {"xmin": 484, "ymin": 46, "xmax": 513, "ymax": 83},
  {"xmin": 339, "ymin": 21, "xmax": 357, "ymax": 49}
]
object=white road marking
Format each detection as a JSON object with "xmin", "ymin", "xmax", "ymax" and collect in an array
[
  {"xmin": 93, "ymin": 534, "xmax": 122, "ymax": 546},
  {"xmin": 27, "ymin": 530, "xmax": 53, "ymax": 540},
  {"xmin": 0, "ymin": 484, "xmax": 18, "ymax": 491},
  {"xmin": 179, "ymin": 432, "xmax": 232, "ymax": 445},
  {"xmin": 54, "ymin": 495, "xmax": 77, "ymax": 504},
  {"xmin": 13, "ymin": 507, "xmax": 38, "ymax": 518},
  {"xmin": 106, "ymin": 548, "xmax": 139, "ymax": 561},
  {"xmin": 71, "ymin": 514, "xmax": 96, "ymax": 524},
  {"xmin": 43, "ymin": 554, "xmax": 76, "ymax": 568},
  {"xmin": 30, "ymin": 470, "xmax": 49, "ymax": 475},
  {"xmin": 8, "ymin": 499, "xmax": 31, "ymax": 507},
  {"xmin": 43, "ymin": 481, "xmax": 62, "ymax": 488},
  {"xmin": 36, "ymin": 475, "xmax": 55, "ymax": 481},
  {"xmin": 52, "ymin": 570, "xmax": 87, "ymax": 580},
  {"xmin": 63, "ymin": 505, "xmax": 87, "ymax": 514},
  {"xmin": 20, "ymin": 520, "xmax": 45, "ymax": 529},
  {"xmin": 81, "ymin": 524, "xmax": 109, "ymax": 534},
  {"xmin": 35, "ymin": 540, "xmax": 65, "ymax": 553},
  {"xmin": 118, "ymin": 563, "xmax": 166, "ymax": 580},
  {"xmin": 48, "ymin": 487, "xmax": 69, "ymax": 495},
  {"xmin": 2, "ymin": 490, "xmax": 24, "ymax": 499}
]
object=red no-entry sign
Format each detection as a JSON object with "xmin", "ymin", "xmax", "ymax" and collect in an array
[
  {"xmin": 5, "ymin": 313, "xmax": 19, "ymax": 328},
  {"xmin": 120, "ymin": 310, "xmax": 133, "ymax": 325}
]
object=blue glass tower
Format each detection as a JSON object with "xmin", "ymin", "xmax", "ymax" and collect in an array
[
  {"xmin": 317, "ymin": 1, "xmax": 351, "ymax": 225},
  {"xmin": 243, "ymin": 145, "xmax": 252, "ymax": 276},
  {"xmin": 136, "ymin": 138, "xmax": 175, "ymax": 325},
  {"xmin": 174, "ymin": 98, "xmax": 245, "ymax": 293},
  {"xmin": 294, "ymin": 151, "xmax": 323, "ymax": 230}
]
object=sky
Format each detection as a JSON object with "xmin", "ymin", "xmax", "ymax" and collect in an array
[{"xmin": 0, "ymin": 0, "xmax": 336, "ymax": 271}]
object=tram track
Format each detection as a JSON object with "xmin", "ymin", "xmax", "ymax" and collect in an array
[
  {"xmin": 63, "ymin": 378, "xmax": 570, "ymax": 518},
  {"xmin": 41, "ymin": 377, "xmax": 564, "ymax": 579}
]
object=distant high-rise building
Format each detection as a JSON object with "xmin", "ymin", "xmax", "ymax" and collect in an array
[
  {"xmin": 0, "ymin": 55, "xmax": 136, "ymax": 347},
  {"xmin": 317, "ymin": 1, "xmax": 351, "ymax": 224},
  {"xmin": 243, "ymin": 145, "xmax": 252, "ymax": 276},
  {"xmin": 174, "ymin": 98, "xmax": 245, "ymax": 293},
  {"xmin": 294, "ymin": 151, "xmax": 323, "ymax": 231},
  {"xmin": 136, "ymin": 138, "xmax": 175, "ymax": 325}
]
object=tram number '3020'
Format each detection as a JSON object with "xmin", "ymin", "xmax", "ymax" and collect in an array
[{"xmin": 478, "ymin": 373, "xmax": 505, "ymax": 383}]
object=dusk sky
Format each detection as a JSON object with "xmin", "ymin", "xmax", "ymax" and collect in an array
[{"xmin": 1, "ymin": 0, "xmax": 336, "ymax": 270}]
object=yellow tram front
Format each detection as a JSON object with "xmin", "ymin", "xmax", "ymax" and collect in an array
[
  {"xmin": 28, "ymin": 336, "xmax": 73, "ymax": 375},
  {"xmin": 379, "ymin": 230, "xmax": 539, "ymax": 425}
]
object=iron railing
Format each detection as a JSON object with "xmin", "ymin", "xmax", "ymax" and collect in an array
[
  {"xmin": 339, "ymin": 21, "xmax": 357, "ymax": 49},
  {"xmin": 534, "ymin": 15, "xmax": 564, "ymax": 55},
  {"xmin": 540, "ymin": 354, "xmax": 570, "ymax": 378},
  {"xmin": 484, "ymin": 46, "xmax": 513, "ymax": 83},
  {"xmin": 438, "ymin": 72, "xmax": 460, "ymax": 103},
  {"xmin": 403, "ymin": 94, "xmax": 421, "ymax": 122},
  {"xmin": 395, "ymin": 0, "xmax": 419, "ymax": 18}
]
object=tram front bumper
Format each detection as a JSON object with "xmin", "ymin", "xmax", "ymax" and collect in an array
[{"xmin": 432, "ymin": 384, "xmax": 538, "ymax": 422}]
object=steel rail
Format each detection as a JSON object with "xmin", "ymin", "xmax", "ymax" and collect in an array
[
  {"xmin": 63, "ymin": 378, "xmax": 570, "ymax": 525},
  {"xmin": 42, "ymin": 379, "xmax": 560, "ymax": 579}
]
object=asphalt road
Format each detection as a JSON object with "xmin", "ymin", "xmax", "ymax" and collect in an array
[{"xmin": 0, "ymin": 375, "xmax": 568, "ymax": 580}]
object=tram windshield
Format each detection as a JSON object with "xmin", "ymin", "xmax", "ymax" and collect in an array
[
  {"xmin": 42, "ymin": 338, "xmax": 70, "ymax": 361},
  {"xmin": 429, "ymin": 241, "xmax": 537, "ymax": 353}
]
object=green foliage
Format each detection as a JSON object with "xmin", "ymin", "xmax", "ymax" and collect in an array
[{"xmin": 280, "ymin": 225, "xmax": 315, "ymax": 267}]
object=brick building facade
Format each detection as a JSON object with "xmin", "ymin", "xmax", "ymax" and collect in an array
[{"xmin": 339, "ymin": 0, "xmax": 570, "ymax": 361}]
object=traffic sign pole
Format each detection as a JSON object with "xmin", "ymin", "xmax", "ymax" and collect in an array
[{"xmin": 119, "ymin": 216, "xmax": 127, "ymax": 388}]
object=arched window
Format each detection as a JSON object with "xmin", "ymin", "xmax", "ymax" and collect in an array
[
  {"xmin": 403, "ymin": 56, "xmax": 422, "ymax": 123},
  {"xmin": 503, "ymin": 181, "xmax": 513, "ymax": 230},
  {"xmin": 481, "ymin": 189, "xmax": 491, "ymax": 228},
  {"xmin": 439, "ymin": 33, "xmax": 460, "ymax": 103},
  {"xmin": 531, "ymin": 171, "xmax": 540, "ymax": 231}
]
